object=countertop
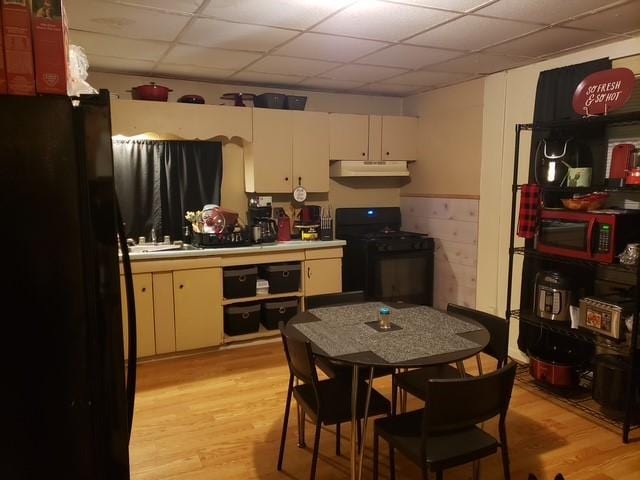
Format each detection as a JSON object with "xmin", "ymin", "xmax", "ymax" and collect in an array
[{"xmin": 124, "ymin": 239, "xmax": 346, "ymax": 261}]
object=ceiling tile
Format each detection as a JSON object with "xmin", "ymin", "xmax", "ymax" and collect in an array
[
  {"xmin": 274, "ymin": 33, "xmax": 388, "ymax": 62},
  {"xmin": 200, "ymin": 0, "xmax": 353, "ymax": 29},
  {"xmin": 385, "ymin": 70, "xmax": 474, "ymax": 86},
  {"xmin": 388, "ymin": 0, "xmax": 494, "ymax": 12},
  {"xmin": 250, "ymin": 55, "xmax": 340, "ymax": 76},
  {"xmin": 105, "ymin": 0, "xmax": 205, "ymax": 14},
  {"xmin": 313, "ymin": 0, "xmax": 459, "ymax": 41},
  {"xmin": 474, "ymin": 0, "xmax": 622, "ymax": 25},
  {"xmin": 357, "ymin": 44, "xmax": 462, "ymax": 69},
  {"xmin": 321, "ymin": 64, "xmax": 408, "ymax": 82},
  {"xmin": 229, "ymin": 71, "xmax": 306, "ymax": 85},
  {"xmin": 357, "ymin": 83, "xmax": 422, "ymax": 95},
  {"xmin": 163, "ymin": 45, "xmax": 262, "ymax": 69},
  {"xmin": 180, "ymin": 18, "xmax": 297, "ymax": 52},
  {"xmin": 69, "ymin": 30, "xmax": 171, "ymax": 61},
  {"xmin": 299, "ymin": 77, "xmax": 366, "ymax": 90},
  {"xmin": 486, "ymin": 27, "xmax": 613, "ymax": 57},
  {"xmin": 563, "ymin": 2, "xmax": 640, "ymax": 34},
  {"xmin": 64, "ymin": 0, "xmax": 190, "ymax": 42},
  {"xmin": 87, "ymin": 54, "xmax": 155, "ymax": 74},
  {"xmin": 408, "ymin": 15, "xmax": 541, "ymax": 50},
  {"xmin": 428, "ymin": 52, "xmax": 530, "ymax": 73},
  {"xmin": 154, "ymin": 63, "xmax": 235, "ymax": 80}
]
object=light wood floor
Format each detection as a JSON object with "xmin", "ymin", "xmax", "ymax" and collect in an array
[{"xmin": 130, "ymin": 341, "xmax": 640, "ymax": 480}]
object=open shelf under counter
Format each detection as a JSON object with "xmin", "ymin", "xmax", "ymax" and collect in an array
[
  {"xmin": 223, "ymin": 325, "xmax": 281, "ymax": 343},
  {"xmin": 222, "ymin": 291, "xmax": 304, "ymax": 306}
]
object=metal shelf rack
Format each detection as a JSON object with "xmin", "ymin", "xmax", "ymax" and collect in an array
[{"xmin": 505, "ymin": 113, "xmax": 640, "ymax": 443}]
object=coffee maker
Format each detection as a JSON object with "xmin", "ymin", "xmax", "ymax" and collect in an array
[{"xmin": 248, "ymin": 196, "xmax": 277, "ymax": 243}]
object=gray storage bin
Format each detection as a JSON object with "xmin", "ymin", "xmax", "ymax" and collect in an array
[
  {"xmin": 223, "ymin": 266, "xmax": 257, "ymax": 298},
  {"xmin": 260, "ymin": 263, "xmax": 301, "ymax": 293},
  {"xmin": 225, "ymin": 303, "xmax": 261, "ymax": 335},
  {"xmin": 261, "ymin": 299, "xmax": 299, "ymax": 330},
  {"xmin": 253, "ymin": 93, "xmax": 286, "ymax": 109}
]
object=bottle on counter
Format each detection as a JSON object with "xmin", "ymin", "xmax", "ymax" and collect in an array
[{"xmin": 378, "ymin": 306, "xmax": 391, "ymax": 330}]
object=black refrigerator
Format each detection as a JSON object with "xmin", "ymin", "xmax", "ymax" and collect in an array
[{"xmin": 1, "ymin": 91, "xmax": 136, "ymax": 479}]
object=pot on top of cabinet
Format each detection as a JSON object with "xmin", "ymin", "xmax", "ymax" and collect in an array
[{"xmin": 128, "ymin": 82, "xmax": 172, "ymax": 102}]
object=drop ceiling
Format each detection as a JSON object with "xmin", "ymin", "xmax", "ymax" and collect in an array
[{"xmin": 66, "ymin": 0, "xmax": 640, "ymax": 97}]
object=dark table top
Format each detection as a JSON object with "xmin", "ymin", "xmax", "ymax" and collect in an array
[{"xmin": 285, "ymin": 302, "xmax": 490, "ymax": 368}]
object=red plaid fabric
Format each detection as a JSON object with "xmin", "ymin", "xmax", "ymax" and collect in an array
[{"xmin": 517, "ymin": 184, "xmax": 540, "ymax": 239}]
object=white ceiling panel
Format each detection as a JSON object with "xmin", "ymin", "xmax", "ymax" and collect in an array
[
  {"xmin": 229, "ymin": 71, "xmax": 306, "ymax": 85},
  {"xmin": 486, "ymin": 27, "xmax": 614, "ymax": 57},
  {"xmin": 104, "ymin": 0, "xmax": 205, "ymax": 14},
  {"xmin": 64, "ymin": 0, "xmax": 190, "ymax": 41},
  {"xmin": 408, "ymin": 15, "xmax": 542, "ymax": 50},
  {"xmin": 386, "ymin": 70, "xmax": 474, "ymax": 85},
  {"xmin": 428, "ymin": 52, "xmax": 529, "ymax": 73},
  {"xmin": 321, "ymin": 64, "xmax": 408, "ymax": 82},
  {"xmin": 274, "ymin": 33, "xmax": 388, "ymax": 62},
  {"xmin": 250, "ymin": 55, "xmax": 340, "ymax": 76},
  {"xmin": 163, "ymin": 45, "xmax": 262, "ymax": 69},
  {"xmin": 69, "ymin": 30, "xmax": 171, "ymax": 61},
  {"xmin": 201, "ymin": 0, "xmax": 353, "ymax": 29},
  {"xmin": 388, "ymin": 0, "xmax": 494, "ymax": 12},
  {"xmin": 357, "ymin": 44, "xmax": 462, "ymax": 69},
  {"xmin": 299, "ymin": 77, "xmax": 366, "ymax": 90},
  {"xmin": 475, "ymin": 0, "xmax": 623, "ymax": 25},
  {"xmin": 154, "ymin": 63, "xmax": 235, "ymax": 80},
  {"xmin": 357, "ymin": 83, "xmax": 422, "ymax": 95},
  {"xmin": 181, "ymin": 18, "xmax": 298, "ymax": 52},
  {"xmin": 563, "ymin": 2, "xmax": 640, "ymax": 34},
  {"xmin": 87, "ymin": 54, "xmax": 155, "ymax": 74},
  {"xmin": 313, "ymin": 0, "xmax": 459, "ymax": 41}
]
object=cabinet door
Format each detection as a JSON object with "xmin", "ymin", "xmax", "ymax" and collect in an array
[
  {"xmin": 120, "ymin": 273, "xmax": 156, "ymax": 359},
  {"xmin": 329, "ymin": 113, "xmax": 369, "ymax": 160},
  {"xmin": 251, "ymin": 108, "xmax": 293, "ymax": 193},
  {"xmin": 304, "ymin": 259, "xmax": 342, "ymax": 297},
  {"xmin": 293, "ymin": 111, "xmax": 329, "ymax": 192},
  {"xmin": 152, "ymin": 272, "xmax": 176, "ymax": 355},
  {"xmin": 173, "ymin": 268, "xmax": 223, "ymax": 351},
  {"xmin": 368, "ymin": 115, "xmax": 383, "ymax": 162},
  {"xmin": 381, "ymin": 115, "xmax": 418, "ymax": 161}
]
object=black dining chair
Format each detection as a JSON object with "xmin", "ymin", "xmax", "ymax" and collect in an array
[
  {"xmin": 392, "ymin": 303, "xmax": 509, "ymax": 413},
  {"xmin": 278, "ymin": 322, "xmax": 391, "ymax": 480},
  {"xmin": 374, "ymin": 362, "xmax": 517, "ymax": 480},
  {"xmin": 306, "ymin": 291, "xmax": 396, "ymax": 381}
]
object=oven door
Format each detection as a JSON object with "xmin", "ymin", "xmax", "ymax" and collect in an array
[
  {"xmin": 537, "ymin": 217, "xmax": 594, "ymax": 260},
  {"xmin": 366, "ymin": 249, "xmax": 434, "ymax": 306}
]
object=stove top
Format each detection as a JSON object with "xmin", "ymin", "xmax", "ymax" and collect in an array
[{"xmin": 362, "ymin": 229, "xmax": 426, "ymax": 241}]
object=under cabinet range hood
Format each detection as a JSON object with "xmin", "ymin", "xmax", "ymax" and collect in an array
[{"xmin": 330, "ymin": 160, "xmax": 410, "ymax": 177}]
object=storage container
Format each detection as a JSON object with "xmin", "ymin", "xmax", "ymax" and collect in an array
[
  {"xmin": 256, "ymin": 279, "xmax": 269, "ymax": 295},
  {"xmin": 285, "ymin": 95, "xmax": 307, "ymax": 110},
  {"xmin": 223, "ymin": 266, "xmax": 257, "ymax": 298},
  {"xmin": 224, "ymin": 303, "xmax": 261, "ymax": 336},
  {"xmin": 260, "ymin": 263, "xmax": 301, "ymax": 294},
  {"xmin": 261, "ymin": 299, "xmax": 299, "ymax": 330},
  {"xmin": 253, "ymin": 93, "xmax": 286, "ymax": 109}
]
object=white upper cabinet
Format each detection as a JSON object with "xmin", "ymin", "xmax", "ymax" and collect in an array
[
  {"xmin": 292, "ymin": 111, "xmax": 330, "ymax": 193},
  {"xmin": 329, "ymin": 113, "xmax": 369, "ymax": 161},
  {"xmin": 380, "ymin": 115, "xmax": 418, "ymax": 161}
]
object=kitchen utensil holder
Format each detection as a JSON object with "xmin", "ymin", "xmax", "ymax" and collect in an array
[{"xmin": 320, "ymin": 218, "xmax": 333, "ymax": 241}]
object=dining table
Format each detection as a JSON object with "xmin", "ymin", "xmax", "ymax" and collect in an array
[{"xmin": 285, "ymin": 301, "xmax": 490, "ymax": 480}]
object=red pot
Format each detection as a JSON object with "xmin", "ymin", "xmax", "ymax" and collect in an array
[
  {"xmin": 128, "ymin": 82, "xmax": 172, "ymax": 102},
  {"xmin": 529, "ymin": 354, "xmax": 579, "ymax": 388}
]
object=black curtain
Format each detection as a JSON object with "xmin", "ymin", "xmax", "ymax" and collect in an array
[{"xmin": 112, "ymin": 139, "xmax": 222, "ymax": 242}]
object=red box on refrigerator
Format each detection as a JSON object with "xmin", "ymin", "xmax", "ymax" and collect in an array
[
  {"xmin": 0, "ymin": 8, "xmax": 7, "ymax": 94},
  {"xmin": 1, "ymin": 0, "xmax": 35, "ymax": 95},
  {"xmin": 31, "ymin": 0, "xmax": 68, "ymax": 95}
]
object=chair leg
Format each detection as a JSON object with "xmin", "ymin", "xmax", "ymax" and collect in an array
[
  {"xmin": 389, "ymin": 445, "xmax": 396, "ymax": 480},
  {"xmin": 435, "ymin": 471, "xmax": 443, "ymax": 480},
  {"xmin": 373, "ymin": 429, "xmax": 379, "ymax": 480},
  {"xmin": 391, "ymin": 375, "xmax": 398, "ymax": 415},
  {"xmin": 476, "ymin": 353, "xmax": 483, "ymax": 376},
  {"xmin": 295, "ymin": 378, "xmax": 306, "ymax": 448},
  {"xmin": 309, "ymin": 422, "xmax": 322, "ymax": 480},
  {"xmin": 499, "ymin": 420, "xmax": 511, "ymax": 480},
  {"xmin": 336, "ymin": 422, "xmax": 341, "ymax": 456},
  {"xmin": 421, "ymin": 466, "xmax": 429, "ymax": 480},
  {"xmin": 357, "ymin": 418, "xmax": 362, "ymax": 450},
  {"xmin": 472, "ymin": 460, "xmax": 480, "ymax": 480},
  {"xmin": 277, "ymin": 375, "xmax": 294, "ymax": 471}
]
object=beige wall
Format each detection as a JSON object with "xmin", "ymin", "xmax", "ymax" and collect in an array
[
  {"xmin": 92, "ymin": 72, "xmax": 404, "ymax": 220},
  {"xmin": 476, "ymin": 37, "xmax": 640, "ymax": 361},
  {"xmin": 401, "ymin": 78, "xmax": 485, "ymax": 197}
]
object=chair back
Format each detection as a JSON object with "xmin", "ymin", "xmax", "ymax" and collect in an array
[
  {"xmin": 447, "ymin": 303, "xmax": 509, "ymax": 366},
  {"xmin": 279, "ymin": 322, "xmax": 320, "ymax": 387},
  {"xmin": 305, "ymin": 291, "xmax": 366, "ymax": 309},
  {"xmin": 422, "ymin": 361, "xmax": 517, "ymax": 434}
]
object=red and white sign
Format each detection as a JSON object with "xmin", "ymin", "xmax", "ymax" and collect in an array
[{"xmin": 572, "ymin": 67, "xmax": 636, "ymax": 116}]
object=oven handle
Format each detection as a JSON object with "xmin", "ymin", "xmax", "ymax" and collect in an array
[{"xmin": 587, "ymin": 218, "xmax": 596, "ymax": 257}]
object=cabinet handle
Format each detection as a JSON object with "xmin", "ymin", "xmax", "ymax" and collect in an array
[
  {"xmin": 298, "ymin": 176, "xmax": 302, "ymax": 186},
  {"xmin": 285, "ymin": 176, "xmax": 289, "ymax": 181},
  {"xmin": 307, "ymin": 267, "xmax": 311, "ymax": 279},
  {"xmin": 179, "ymin": 284, "xmax": 184, "ymax": 289},
  {"xmin": 386, "ymin": 151, "xmax": 390, "ymax": 155},
  {"xmin": 141, "ymin": 287, "xmax": 146, "ymax": 292},
  {"xmin": 361, "ymin": 152, "xmax": 365, "ymax": 156}
]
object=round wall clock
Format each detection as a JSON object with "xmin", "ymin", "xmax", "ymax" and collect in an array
[{"xmin": 293, "ymin": 185, "xmax": 307, "ymax": 202}]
